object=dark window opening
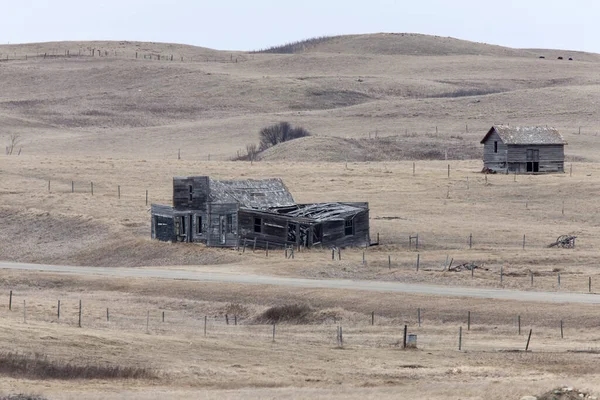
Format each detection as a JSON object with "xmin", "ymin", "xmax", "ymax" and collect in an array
[
  {"xmin": 494, "ymin": 141, "xmax": 498, "ymax": 153},
  {"xmin": 227, "ymin": 214, "xmax": 234, "ymax": 233},
  {"xmin": 254, "ymin": 217, "xmax": 262, "ymax": 233},
  {"xmin": 196, "ymin": 216, "xmax": 202, "ymax": 235},
  {"xmin": 344, "ymin": 219, "xmax": 354, "ymax": 236},
  {"xmin": 313, "ymin": 224, "xmax": 323, "ymax": 244},
  {"xmin": 188, "ymin": 185, "xmax": 193, "ymax": 202}
]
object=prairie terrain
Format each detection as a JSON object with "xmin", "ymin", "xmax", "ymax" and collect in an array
[{"xmin": 1, "ymin": 34, "xmax": 600, "ymax": 398}]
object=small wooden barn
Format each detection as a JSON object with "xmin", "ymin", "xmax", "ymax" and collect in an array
[
  {"xmin": 151, "ymin": 176, "xmax": 370, "ymax": 248},
  {"xmin": 480, "ymin": 125, "xmax": 567, "ymax": 174}
]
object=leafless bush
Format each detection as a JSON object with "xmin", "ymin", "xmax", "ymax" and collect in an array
[
  {"xmin": 6, "ymin": 133, "xmax": 21, "ymax": 155},
  {"xmin": 246, "ymin": 143, "xmax": 258, "ymax": 161},
  {"xmin": 0, "ymin": 395, "xmax": 48, "ymax": 400},
  {"xmin": 256, "ymin": 304, "xmax": 312, "ymax": 324},
  {"xmin": 0, "ymin": 352, "xmax": 155, "ymax": 380},
  {"xmin": 259, "ymin": 122, "xmax": 311, "ymax": 151}
]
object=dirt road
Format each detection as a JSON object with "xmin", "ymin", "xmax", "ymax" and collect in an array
[{"xmin": 1, "ymin": 261, "xmax": 599, "ymax": 304}]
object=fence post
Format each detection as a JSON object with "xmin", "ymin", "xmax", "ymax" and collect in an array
[
  {"xmin": 589, "ymin": 277, "xmax": 592, "ymax": 293},
  {"xmin": 469, "ymin": 233, "xmax": 472, "ymax": 249},
  {"xmin": 500, "ymin": 266, "xmax": 503, "ymax": 285},
  {"xmin": 162, "ymin": 311, "xmax": 165, "ymax": 323},
  {"xmin": 518, "ymin": 315, "xmax": 521, "ymax": 335},
  {"xmin": 525, "ymin": 329, "xmax": 533, "ymax": 352},
  {"xmin": 417, "ymin": 308, "xmax": 421, "ymax": 327},
  {"xmin": 447, "ymin": 164, "xmax": 450, "ymax": 178},
  {"xmin": 48, "ymin": 180, "xmax": 50, "ymax": 192},
  {"xmin": 523, "ymin": 234, "xmax": 526, "ymax": 249},
  {"xmin": 118, "ymin": 185, "xmax": 120, "ymax": 199},
  {"xmin": 458, "ymin": 326, "xmax": 462, "ymax": 351},
  {"xmin": 57, "ymin": 300, "xmax": 60, "ymax": 321},
  {"xmin": 388, "ymin": 255, "xmax": 391, "ymax": 269},
  {"xmin": 146, "ymin": 190, "xmax": 148, "ymax": 206},
  {"xmin": 558, "ymin": 273, "xmax": 561, "ymax": 289},
  {"xmin": 90, "ymin": 182, "xmax": 93, "ymax": 196},
  {"xmin": 530, "ymin": 271, "xmax": 533, "ymax": 287},
  {"xmin": 331, "ymin": 249, "xmax": 335, "ymax": 260},
  {"xmin": 9, "ymin": 290, "xmax": 12, "ymax": 311},
  {"xmin": 403, "ymin": 324, "xmax": 408, "ymax": 349},
  {"xmin": 362, "ymin": 251, "xmax": 365, "ymax": 265},
  {"xmin": 265, "ymin": 242, "xmax": 269, "ymax": 257},
  {"xmin": 204, "ymin": 315, "xmax": 207, "ymax": 337},
  {"xmin": 107, "ymin": 308, "xmax": 109, "ymax": 322},
  {"xmin": 23, "ymin": 300, "xmax": 26, "ymax": 323},
  {"xmin": 371, "ymin": 311, "xmax": 374, "ymax": 326},
  {"xmin": 72, "ymin": 181, "xmax": 74, "ymax": 193},
  {"xmin": 78, "ymin": 300, "xmax": 82, "ymax": 327},
  {"xmin": 416, "ymin": 254, "xmax": 420, "ymax": 271},
  {"xmin": 235, "ymin": 315, "xmax": 237, "ymax": 325},
  {"xmin": 560, "ymin": 320, "xmax": 564, "ymax": 339},
  {"xmin": 467, "ymin": 311, "xmax": 471, "ymax": 331}
]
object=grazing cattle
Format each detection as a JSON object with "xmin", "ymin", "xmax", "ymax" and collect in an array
[
  {"xmin": 558, "ymin": 56, "xmax": 563, "ymax": 60},
  {"xmin": 539, "ymin": 56, "xmax": 545, "ymax": 59},
  {"xmin": 569, "ymin": 57, "xmax": 573, "ymax": 61}
]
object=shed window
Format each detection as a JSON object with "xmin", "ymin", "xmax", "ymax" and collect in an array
[
  {"xmin": 196, "ymin": 216, "xmax": 203, "ymax": 235},
  {"xmin": 254, "ymin": 217, "xmax": 262, "ymax": 233},
  {"xmin": 227, "ymin": 214, "xmax": 234, "ymax": 233},
  {"xmin": 494, "ymin": 141, "xmax": 498, "ymax": 153},
  {"xmin": 344, "ymin": 219, "xmax": 354, "ymax": 236}
]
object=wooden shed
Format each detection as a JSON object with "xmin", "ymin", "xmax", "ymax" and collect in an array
[
  {"xmin": 151, "ymin": 176, "xmax": 370, "ymax": 249},
  {"xmin": 480, "ymin": 125, "xmax": 567, "ymax": 174}
]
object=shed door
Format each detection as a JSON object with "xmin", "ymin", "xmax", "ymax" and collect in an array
[
  {"xmin": 526, "ymin": 149, "xmax": 540, "ymax": 173},
  {"xmin": 219, "ymin": 215, "xmax": 226, "ymax": 245}
]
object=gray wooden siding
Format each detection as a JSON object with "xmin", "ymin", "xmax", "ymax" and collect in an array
[
  {"xmin": 321, "ymin": 210, "xmax": 370, "ymax": 248},
  {"xmin": 206, "ymin": 203, "xmax": 239, "ymax": 247},
  {"xmin": 173, "ymin": 176, "xmax": 210, "ymax": 211},
  {"xmin": 482, "ymin": 131, "xmax": 508, "ymax": 169},
  {"xmin": 238, "ymin": 209, "xmax": 295, "ymax": 248}
]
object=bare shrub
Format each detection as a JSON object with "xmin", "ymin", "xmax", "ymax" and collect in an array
[
  {"xmin": 224, "ymin": 303, "xmax": 249, "ymax": 318},
  {"xmin": 6, "ymin": 133, "xmax": 21, "ymax": 155},
  {"xmin": 245, "ymin": 143, "xmax": 258, "ymax": 161},
  {"xmin": 259, "ymin": 122, "xmax": 311, "ymax": 151},
  {"xmin": 0, "ymin": 395, "xmax": 48, "ymax": 400},
  {"xmin": 257, "ymin": 304, "xmax": 312, "ymax": 324},
  {"xmin": 0, "ymin": 352, "xmax": 155, "ymax": 380}
]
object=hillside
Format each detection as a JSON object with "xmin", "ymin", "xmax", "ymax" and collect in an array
[{"xmin": 1, "ymin": 34, "xmax": 600, "ymax": 162}]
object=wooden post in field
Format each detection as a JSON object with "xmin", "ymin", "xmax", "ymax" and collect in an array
[
  {"xmin": 416, "ymin": 254, "xmax": 420, "ymax": 271},
  {"xmin": 57, "ymin": 300, "xmax": 60, "ymax": 321},
  {"xmin": 525, "ymin": 329, "xmax": 532, "ymax": 352},
  {"xmin": 72, "ymin": 181, "xmax": 74, "ymax": 193},
  {"xmin": 469, "ymin": 233, "xmax": 472, "ymax": 249},
  {"xmin": 417, "ymin": 308, "xmax": 421, "ymax": 327},
  {"xmin": 560, "ymin": 320, "xmax": 564, "ymax": 339},
  {"xmin": 518, "ymin": 315, "xmax": 521, "ymax": 335},
  {"xmin": 447, "ymin": 164, "xmax": 450, "ymax": 178},
  {"xmin": 403, "ymin": 324, "xmax": 408, "ymax": 349},
  {"xmin": 371, "ymin": 311, "xmax": 374, "ymax": 326},
  {"xmin": 500, "ymin": 266, "xmax": 503, "ymax": 285},
  {"xmin": 530, "ymin": 271, "xmax": 534, "ymax": 286},
  {"xmin": 9, "ymin": 290, "xmax": 12, "ymax": 311},
  {"xmin": 331, "ymin": 249, "xmax": 335, "ymax": 260},
  {"xmin": 388, "ymin": 255, "xmax": 391, "ymax": 269},
  {"xmin": 204, "ymin": 316, "xmax": 207, "ymax": 337},
  {"xmin": 146, "ymin": 190, "xmax": 148, "ymax": 206},
  {"xmin": 225, "ymin": 314, "xmax": 229, "ymax": 325},
  {"xmin": 362, "ymin": 251, "xmax": 365, "ymax": 265},
  {"xmin": 78, "ymin": 300, "xmax": 82, "ymax": 327},
  {"xmin": 413, "ymin": 162, "xmax": 415, "ymax": 176},
  {"xmin": 589, "ymin": 277, "xmax": 592, "ymax": 293},
  {"xmin": 118, "ymin": 185, "xmax": 120, "ymax": 199},
  {"xmin": 558, "ymin": 273, "xmax": 561, "ymax": 289},
  {"xmin": 90, "ymin": 182, "xmax": 93, "ymax": 195},
  {"xmin": 265, "ymin": 242, "xmax": 269, "ymax": 257},
  {"xmin": 242, "ymin": 239, "xmax": 247, "ymax": 253},
  {"xmin": 23, "ymin": 300, "xmax": 26, "ymax": 323},
  {"xmin": 467, "ymin": 311, "xmax": 471, "ymax": 331},
  {"xmin": 107, "ymin": 308, "xmax": 109, "ymax": 322},
  {"xmin": 162, "ymin": 311, "xmax": 165, "ymax": 323},
  {"xmin": 458, "ymin": 326, "xmax": 462, "ymax": 351},
  {"xmin": 272, "ymin": 323, "xmax": 276, "ymax": 342},
  {"xmin": 523, "ymin": 234, "xmax": 526, "ymax": 250},
  {"xmin": 48, "ymin": 180, "xmax": 50, "ymax": 192},
  {"xmin": 146, "ymin": 311, "xmax": 150, "ymax": 333}
]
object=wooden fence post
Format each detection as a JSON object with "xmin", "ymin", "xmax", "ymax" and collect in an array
[
  {"xmin": 225, "ymin": 314, "xmax": 229, "ymax": 325},
  {"xmin": 500, "ymin": 266, "xmax": 503, "ymax": 285},
  {"xmin": 560, "ymin": 320, "xmax": 564, "ymax": 339},
  {"xmin": 388, "ymin": 255, "xmax": 391, "ymax": 269},
  {"xmin": 558, "ymin": 273, "xmax": 561, "ymax": 289},
  {"xmin": 146, "ymin": 190, "xmax": 148, "ymax": 206},
  {"xmin": 204, "ymin": 315, "xmax": 207, "ymax": 337},
  {"xmin": 371, "ymin": 311, "xmax": 374, "ymax": 326},
  {"xmin": 107, "ymin": 308, "xmax": 109, "ymax": 322},
  {"xmin": 518, "ymin": 315, "xmax": 521, "ymax": 335},
  {"xmin": 469, "ymin": 233, "xmax": 472, "ymax": 249},
  {"xmin": 403, "ymin": 325, "xmax": 408, "ymax": 349},
  {"xmin": 9, "ymin": 290, "xmax": 12, "ymax": 311},
  {"xmin": 589, "ymin": 277, "xmax": 592, "ymax": 293},
  {"xmin": 118, "ymin": 185, "xmax": 120, "ymax": 199},
  {"xmin": 417, "ymin": 308, "xmax": 421, "ymax": 327},
  {"xmin": 416, "ymin": 254, "xmax": 420, "ymax": 271},
  {"xmin": 78, "ymin": 300, "xmax": 82, "ymax": 327},
  {"xmin": 72, "ymin": 181, "xmax": 74, "ymax": 193},
  {"xmin": 447, "ymin": 164, "xmax": 450, "ymax": 178},
  {"xmin": 265, "ymin": 242, "xmax": 269, "ymax": 257},
  {"xmin": 162, "ymin": 311, "xmax": 165, "ymax": 323},
  {"xmin": 525, "ymin": 329, "xmax": 533, "ymax": 352},
  {"xmin": 523, "ymin": 234, "xmax": 526, "ymax": 249},
  {"xmin": 23, "ymin": 300, "xmax": 26, "ymax": 323},
  {"xmin": 234, "ymin": 315, "xmax": 237, "ymax": 325},
  {"xmin": 57, "ymin": 300, "xmax": 60, "ymax": 321},
  {"xmin": 467, "ymin": 311, "xmax": 471, "ymax": 330},
  {"xmin": 362, "ymin": 251, "xmax": 365, "ymax": 265},
  {"xmin": 458, "ymin": 326, "xmax": 462, "ymax": 351}
]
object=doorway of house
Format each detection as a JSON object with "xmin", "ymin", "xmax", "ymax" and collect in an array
[
  {"xmin": 526, "ymin": 149, "xmax": 539, "ymax": 173},
  {"xmin": 219, "ymin": 215, "xmax": 226, "ymax": 245}
]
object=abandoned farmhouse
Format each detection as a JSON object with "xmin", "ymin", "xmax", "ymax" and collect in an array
[
  {"xmin": 151, "ymin": 176, "xmax": 370, "ymax": 248},
  {"xmin": 481, "ymin": 125, "xmax": 566, "ymax": 174}
]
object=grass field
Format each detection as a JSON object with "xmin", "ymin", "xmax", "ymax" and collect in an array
[{"xmin": 2, "ymin": 34, "xmax": 600, "ymax": 398}]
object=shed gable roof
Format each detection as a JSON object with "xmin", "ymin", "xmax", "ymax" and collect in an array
[
  {"xmin": 480, "ymin": 125, "xmax": 567, "ymax": 145},
  {"xmin": 209, "ymin": 178, "xmax": 296, "ymax": 210}
]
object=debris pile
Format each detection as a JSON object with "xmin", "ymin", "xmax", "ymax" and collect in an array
[
  {"xmin": 447, "ymin": 262, "xmax": 488, "ymax": 272},
  {"xmin": 525, "ymin": 386, "xmax": 597, "ymax": 400}
]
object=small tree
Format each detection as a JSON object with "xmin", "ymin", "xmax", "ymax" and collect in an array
[{"xmin": 245, "ymin": 143, "xmax": 258, "ymax": 161}]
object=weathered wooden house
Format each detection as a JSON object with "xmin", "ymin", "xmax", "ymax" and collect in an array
[
  {"xmin": 480, "ymin": 125, "xmax": 567, "ymax": 174},
  {"xmin": 151, "ymin": 176, "xmax": 370, "ymax": 248}
]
